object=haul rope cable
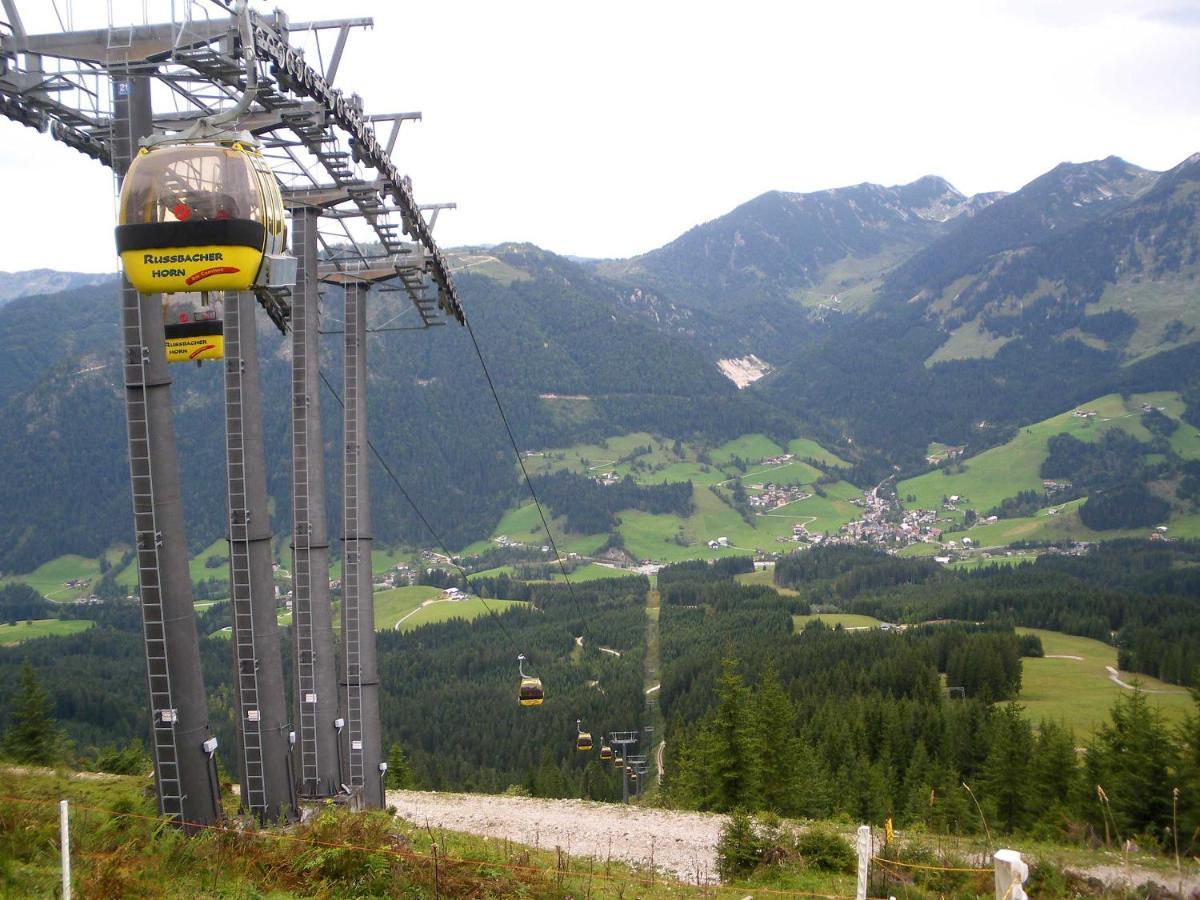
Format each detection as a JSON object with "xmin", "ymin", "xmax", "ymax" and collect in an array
[
  {"xmin": 314, "ymin": 368, "xmax": 523, "ymax": 655},
  {"xmin": 314, "ymin": 296, "xmax": 601, "ymax": 648},
  {"xmin": 461, "ymin": 315, "xmax": 594, "ymax": 640}
]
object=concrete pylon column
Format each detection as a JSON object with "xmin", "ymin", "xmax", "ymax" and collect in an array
[
  {"xmin": 340, "ymin": 281, "xmax": 383, "ymax": 806},
  {"xmin": 224, "ymin": 290, "xmax": 294, "ymax": 822},
  {"xmin": 289, "ymin": 207, "xmax": 341, "ymax": 797},
  {"xmin": 114, "ymin": 72, "xmax": 220, "ymax": 828}
]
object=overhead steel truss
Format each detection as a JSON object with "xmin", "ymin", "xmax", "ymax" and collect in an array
[
  {"xmin": 0, "ymin": 0, "xmax": 463, "ymax": 327},
  {"xmin": 0, "ymin": 0, "xmax": 463, "ymax": 824}
]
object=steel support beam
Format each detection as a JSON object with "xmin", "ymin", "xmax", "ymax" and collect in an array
[
  {"xmin": 114, "ymin": 73, "xmax": 220, "ymax": 828},
  {"xmin": 290, "ymin": 207, "xmax": 341, "ymax": 798},
  {"xmin": 224, "ymin": 290, "xmax": 295, "ymax": 822},
  {"xmin": 340, "ymin": 281, "xmax": 383, "ymax": 807}
]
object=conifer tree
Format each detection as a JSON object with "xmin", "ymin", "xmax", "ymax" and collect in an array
[
  {"xmin": 1086, "ymin": 688, "xmax": 1176, "ymax": 838},
  {"xmin": 979, "ymin": 702, "xmax": 1034, "ymax": 833},
  {"xmin": 752, "ymin": 660, "xmax": 797, "ymax": 813},
  {"xmin": 1029, "ymin": 719, "xmax": 1077, "ymax": 821},
  {"xmin": 2, "ymin": 662, "xmax": 60, "ymax": 766},
  {"xmin": 387, "ymin": 741, "xmax": 414, "ymax": 790}
]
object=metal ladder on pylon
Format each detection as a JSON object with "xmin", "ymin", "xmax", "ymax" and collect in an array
[
  {"xmin": 291, "ymin": 277, "xmax": 320, "ymax": 793},
  {"xmin": 122, "ymin": 292, "xmax": 185, "ymax": 821},
  {"xmin": 343, "ymin": 287, "xmax": 364, "ymax": 790},
  {"xmin": 224, "ymin": 295, "xmax": 267, "ymax": 815}
]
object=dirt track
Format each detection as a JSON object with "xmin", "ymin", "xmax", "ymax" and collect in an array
[
  {"xmin": 387, "ymin": 790, "xmax": 1200, "ymax": 892},
  {"xmin": 387, "ymin": 789, "xmax": 726, "ymax": 883}
]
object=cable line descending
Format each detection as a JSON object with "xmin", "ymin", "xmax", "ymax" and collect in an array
[
  {"xmin": 314, "ymin": 368, "xmax": 525, "ymax": 657},
  {"xmin": 462, "ymin": 318, "xmax": 593, "ymax": 640}
]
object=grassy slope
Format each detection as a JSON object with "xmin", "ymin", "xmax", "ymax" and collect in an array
[
  {"xmin": 0, "ymin": 555, "xmax": 113, "ymax": 602},
  {"xmin": 792, "ymin": 613, "xmax": 883, "ymax": 630},
  {"xmin": 394, "ymin": 597, "xmax": 525, "ymax": 633},
  {"xmin": 370, "ymin": 585, "xmax": 445, "ymax": 630},
  {"xmin": 0, "ymin": 767, "xmax": 868, "ymax": 899},
  {"xmin": 898, "ymin": 391, "xmax": 1199, "ymax": 545},
  {"xmin": 6, "ymin": 432, "xmax": 853, "ymax": 598},
  {"xmin": 734, "ymin": 566, "xmax": 800, "ymax": 596},
  {"xmin": 466, "ymin": 432, "xmax": 860, "ymax": 564},
  {"xmin": 1016, "ymin": 628, "xmax": 1193, "ymax": 736},
  {"xmin": 0, "ymin": 619, "xmax": 94, "ymax": 644}
]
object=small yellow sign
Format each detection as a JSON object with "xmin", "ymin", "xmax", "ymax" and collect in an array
[
  {"xmin": 165, "ymin": 333, "xmax": 224, "ymax": 364},
  {"xmin": 885, "ymin": 817, "xmax": 894, "ymax": 846}
]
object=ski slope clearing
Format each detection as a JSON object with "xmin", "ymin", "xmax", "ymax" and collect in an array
[{"xmin": 387, "ymin": 789, "xmax": 725, "ymax": 883}]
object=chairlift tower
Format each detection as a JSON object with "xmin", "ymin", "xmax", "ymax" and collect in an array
[
  {"xmin": 0, "ymin": 0, "xmax": 463, "ymax": 823},
  {"xmin": 609, "ymin": 731, "xmax": 640, "ymax": 803}
]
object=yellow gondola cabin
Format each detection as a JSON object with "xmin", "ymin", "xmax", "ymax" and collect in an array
[
  {"xmin": 576, "ymin": 720, "xmax": 592, "ymax": 752},
  {"xmin": 116, "ymin": 140, "xmax": 286, "ymax": 296},
  {"xmin": 517, "ymin": 654, "xmax": 543, "ymax": 706}
]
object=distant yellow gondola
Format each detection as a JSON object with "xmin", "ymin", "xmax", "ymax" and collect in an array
[
  {"xmin": 162, "ymin": 295, "xmax": 224, "ymax": 363},
  {"xmin": 599, "ymin": 743, "xmax": 613, "ymax": 762},
  {"xmin": 576, "ymin": 719, "xmax": 592, "ymax": 751},
  {"xmin": 517, "ymin": 654, "xmax": 543, "ymax": 706}
]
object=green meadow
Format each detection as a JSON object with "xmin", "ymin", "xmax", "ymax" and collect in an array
[
  {"xmin": 1016, "ymin": 628, "xmax": 1193, "ymax": 736},
  {"xmin": 899, "ymin": 391, "xmax": 1197, "ymax": 545},
  {"xmin": 0, "ymin": 618, "xmax": 94, "ymax": 644},
  {"xmin": 734, "ymin": 565, "xmax": 800, "ymax": 595},
  {"xmin": 0, "ymin": 553, "xmax": 125, "ymax": 602},
  {"xmin": 370, "ymin": 584, "xmax": 448, "ymax": 630},
  {"xmin": 792, "ymin": 613, "xmax": 883, "ymax": 630},
  {"xmin": 463, "ymin": 430, "xmax": 861, "ymax": 565},
  {"xmin": 394, "ymin": 597, "xmax": 525, "ymax": 633}
]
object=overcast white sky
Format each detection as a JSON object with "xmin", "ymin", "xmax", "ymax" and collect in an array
[{"xmin": 1, "ymin": 0, "xmax": 1199, "ymax": 272}]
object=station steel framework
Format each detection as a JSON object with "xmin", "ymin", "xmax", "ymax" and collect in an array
[{"xmin": 0, "ymin": 0, "xmax": 463, "ymax": 825}]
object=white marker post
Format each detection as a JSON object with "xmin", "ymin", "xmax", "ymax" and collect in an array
[
  {"xmin": 856, "ymin": 825, "xmax": 871, "ymax": 900},
  {"xmin": 994, "ymin": 849, "xmax": 1028, "ymax": 900},
  {"xmin": 59, "ymin": 799, "xmax": 71, "ymax": 900}
]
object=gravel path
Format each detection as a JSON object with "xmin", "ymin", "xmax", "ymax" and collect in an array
[
  {"xmin": 387, "ymin": 789, "xmax": 726, "ymax": 883},
  {"xmin": 386, "ymin": 790, "xmax": 1200, "ymax": 893}
]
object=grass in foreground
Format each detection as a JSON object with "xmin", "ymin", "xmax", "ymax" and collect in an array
[
  {"xmin": 0, "ymin": 768, "xmax": 859, "ymax": 899},
  {"xmin": 4, "ymin": 768, "xmax": 1196, "ymax": 897}
]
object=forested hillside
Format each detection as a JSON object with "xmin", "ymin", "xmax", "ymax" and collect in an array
[
  {"xmin": 656, "ymin": 552, "xmax": 1200, "ymax": 843},
  {"xmin": 5, "ymin": 153, "xmax": 1200, "ymax": 570},
  {"xmin": 0, "ymin": 249, "xmax": 797, "ymax": 573},
  {"xmin": 0, "ymin": 574, "xmax": 649, "ymax": 799}
]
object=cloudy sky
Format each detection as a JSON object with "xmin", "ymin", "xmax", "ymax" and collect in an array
[{"xmin": 1, "ymin": 0, "xmax": 1198, "ymax": 272}]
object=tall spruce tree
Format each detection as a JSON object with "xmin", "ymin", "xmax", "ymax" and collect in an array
[
  {"xmin": 979, "ymin": 702, "xmax": 1034, "ymax": 833},
  {"xmin": 387, "ymin": 741, "xmax": 414, "ymax": 790},
  {"xmin": 1086, "ymin": 689, "xmax": 1176, "ymax": 839},
  {"xmin": 2, "ymin": 662, "xmax": 60, "ymax": 765},
  {"xmin": 752, "ymin": 660, "xmax": 798, "ymax": 813}
]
